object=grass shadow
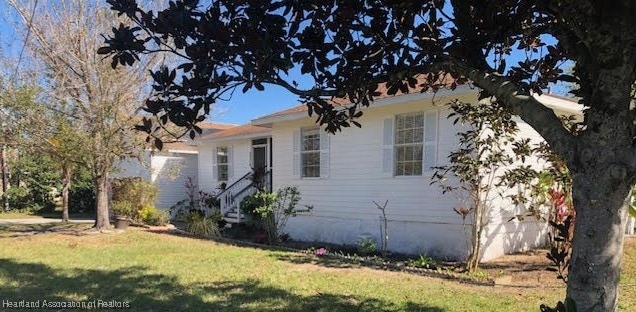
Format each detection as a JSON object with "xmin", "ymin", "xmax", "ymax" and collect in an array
[
  {"xmin": 0, "ymin": 223, "xmax": 92, "ymax": 238},
  {"xmin": 0, "ymin": 259, "xmax": 446, "ymax": 311}
]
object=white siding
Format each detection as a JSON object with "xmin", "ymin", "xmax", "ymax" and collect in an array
[
  {"xmin": 198, "ymin": 142, "xmax": 216, "ymax": 192},
  {"xmin": 151, "ymin": 153, "xmax": 198, "ymax": 209},
  {"xmin": 271, "ymin": 92, "xmax": 553, "ymax": 261},
  {"xmin": 272, "ymin": 95, "xmax": 476, "ymax": 260},
  {"xmin": 479, "ymin": 118, "xmax": 551, "ymax": 261},
  {"xmin": 114, "ymin": 152, "xmax": 198, "ymax": 210},
  {"xmin": 113, "ymin": 155, "xmax": 152, "ymax": 180},
  {"xmin": 198, "ymin": 138, "xmax": 267, "ymax": 192}
]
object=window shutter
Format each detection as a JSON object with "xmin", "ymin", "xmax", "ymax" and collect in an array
[
  {"xmin": 292, "ymin": 130, "xmax": 300, "ymax": 179},
  {"xmin": 212, "ymin": 145, "xmax": 218, "ymax": 181},
  {"xmin": 319, "ymin": 130, "xmax": 330, "ymax": 179},
  {"xmin": 382, "ymin": 118, "xmax": 394, "ymax": 177},
  {"xmin": 423, "ymin": 110, "xmax": 438, "ymax": 171},
  {"xmin": 227, "ymin": 145, "xmax": 234, "ymax": 180}
]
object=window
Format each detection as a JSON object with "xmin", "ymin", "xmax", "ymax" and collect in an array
[
  {"xmin": 216, "ymin": 147, "xmax": 229, "ymax": 181},
  {"xmin": 301, "ymin": 127, "xmax": 320, "ymax": 178},
  {"xmin": 395, "ymin": 113, "xmax": 424, "ymax": 176}
]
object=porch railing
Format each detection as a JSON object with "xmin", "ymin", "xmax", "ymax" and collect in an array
[{"xmin": 217, "ymin": 169, "xmax": 272, "ymax": 223}]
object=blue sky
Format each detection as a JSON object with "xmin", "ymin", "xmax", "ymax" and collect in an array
[
  {"xmin": 209, "ymin": 84, "xmax": 304, "ymax": 125},
  {"xmin": 0, "ymin": 2, "xmax": 571, "ymax": 126},
  {"xmin": 0, "ymin": 1, "xmax": 302, "ymax": 126}
]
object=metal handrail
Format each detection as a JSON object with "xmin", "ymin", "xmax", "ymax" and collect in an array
[
  {"xmin": 218, "ymin": 169, "xmax": 272, "ymax": 223},
  {"xmin": 216, "ymin": 171, "xmax": 252, "ymax": 198}
]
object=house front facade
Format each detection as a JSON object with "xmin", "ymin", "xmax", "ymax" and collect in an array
[{"xmin": 197, "ymin": 87, "xmax": 583, "ymax": 261}]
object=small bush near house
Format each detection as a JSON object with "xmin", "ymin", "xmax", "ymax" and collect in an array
[
  {"xmin": 356, "ymin": 237, "xmax": 378, "ymax": 255},
  {"xmin": 111, "ymin": 201, "xmax": 135, "ymax": 219},
  {"xmin": 407, "ymin": 255, "xmax": 437, "ymax": 269},
  {"xmin": 111, "ymin": 178, "xmax": 160, "ymax": 225},
  {"xmin": 239, "ymin": 194, "xmax": 262, "ymax": 217},
  {"xmin": 253, "ymin": 186, "xmax": 313, "ymax": 245},
  {"xmin": 143, "ymin": 207, "xmax": 170, "ymax": 226},
  {"xmin": 184, "ymin": 210, "xmax": 221, "ymax": 238},
  {"xmin": 111, "ymin": 178, "xmax": 158, "ymax": 208}
]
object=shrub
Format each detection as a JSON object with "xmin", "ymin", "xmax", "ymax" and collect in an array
[
  {"xmin": 111, "ymin": 178, "xmax": 158, "ymax": 207},
  {"xmin": 356, "ymin": 237, "xmax": 378, "ymax": 255},
  {"xmin": 68, "ymin": 185, "xmax": 95, "ymax": 213},
  {"xmin": 111, "ymin": 178, "xmax": 160, "ymax": 224},
  {"xmin": 407, "ymin": 255, "xmax": 437, "ymax": 269},
  {"xmin": 239, "ymin": 194, "xmax": 262, "ymax": 217},
  {"xmin": 111, "ymin": 201, "xmax": 135, "ymax": 219},
  {"xmin": 6, "ymin": 186, "xmax": 32, "ymax": 211},
  {"xmin": 184, "ymin": 211, "xmax": 220, "ymax": 238},
  {"xmin": 143, "ymin": 207, "xmax": 170, "ymax": 226},
  {"xmin": 253, "ymin": 186, "xmax": 313, "ymax": 245}
]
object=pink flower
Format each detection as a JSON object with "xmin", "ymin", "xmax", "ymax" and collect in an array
[{"xmin": 314, "ymin": 248, "xmax": 327, "ymax": 255}]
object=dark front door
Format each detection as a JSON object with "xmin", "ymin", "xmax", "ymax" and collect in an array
[
  {"xmin": 253, "ymin": 146, "xmax": 267, "ymax": 170},
  {"xmin": 252, "ymin": 138, "xmax": 268, "ymax": 171}
]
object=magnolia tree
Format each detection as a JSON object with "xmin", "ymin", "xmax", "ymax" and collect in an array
[
  {"xmin": 431, "ymin": 100, "xmax": 540, "ymax": 273},
  {"xmin": 100, "ymin": 1, "xmax": 636, "ymax": 310}
]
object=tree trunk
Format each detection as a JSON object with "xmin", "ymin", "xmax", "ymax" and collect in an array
[
  {"xmin": 61, "ymin": 166, "xmax": 72, "ymax": 222},
  {"xmin": 466, "ymin": 203, "xmax": 484, "ymax": 273},
  {"xmin": 93, "ymin": 173, "xmax": 110, "ymax": 230},
  {"xmin": 1, "ymin": 144, "xmax": 9, "ymax": 212},
  {"xmin": 566, "ymin": 170, "xmax": 631, "ymax": 312}
]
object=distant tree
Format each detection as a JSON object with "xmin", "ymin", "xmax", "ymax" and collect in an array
[
  {"xmin": 0, "ymin": 80, "xmax": 89, "ymax": 221},
  {"xmin": 100, "ymin": 1, "xmax": 636, "ymax": 310},
  {"xmin": 6, "ymin": 0, "xmax": 158, "ymax": 230}
]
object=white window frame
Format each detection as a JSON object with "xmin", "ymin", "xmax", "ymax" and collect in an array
[
  {"xmin": 394, "ymin": 112, "xmax": 425, "ymax": 176},
  {"xmin": 300, "ymin": 127, "xmax": 321, "ymax": 178},
  {"xmin": 216, "ymin": 146, "xmax": 229, "ymax": 182}
]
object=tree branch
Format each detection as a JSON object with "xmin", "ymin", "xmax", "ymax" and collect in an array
[{"xmin": 440, "ymin": 58, "xmax": 577, "ymax": 163}]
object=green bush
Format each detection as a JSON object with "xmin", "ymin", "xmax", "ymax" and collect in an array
[
  {"xmin": 68, "ymin": 185, "xmax": 95, "ymax": 213},
  {"xmin": 185, "ymin": 211, "xmax": 220, "ymax": 238},
  {"xmin": 356, "ymin": 237, "xmax": 378, "ymax": 255},
  {"xmin": 407, "ymin": 255, "xmax": 437, "ymax": 269},
  {"xmin": 111, "ymin": 201, "xmax": 135, "ymax": 219},
  {"xmin": 111, "ymin": 178, "xmax": 160, "ymax": 225},
  {"xmin": 143, "ymin": 207, "xmax": 169, "ymax": 226},
  {"xmin": 252, "ymin": 186, "xmax": 313, "ymax": 245},
  {"xmin": 239, "ymin": 194, "xmax": 263, "ymax": 217},
  {"xmin": 7, "ymin": 152, "xmax": 57, "ymax": 213},
  {"xmin": 111, "ymin": 178, "xmax": 158, "ymax": 207},
  {"xmin": 6, "ymin": 186, "xmax": 36, "ymax": 212}
]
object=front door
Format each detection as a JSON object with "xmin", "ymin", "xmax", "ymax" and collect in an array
[{"xmin": 252, "ymin": 138, "xmax": 269, "ymax": 171}]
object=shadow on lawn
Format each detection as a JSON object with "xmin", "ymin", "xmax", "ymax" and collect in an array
[
  {"xmin": 0, "ymin": 259, "xmax": 446, "ymax": 312},
  {"xmin": 0, "ymin": 223, "xmax": 91, "ymax": 238},
  {"xmin": 273, "ymin": 252, "xmax": 364, "ymax": 269}
]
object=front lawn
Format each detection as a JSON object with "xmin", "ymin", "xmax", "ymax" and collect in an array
[
  {"xmin": 0, "ymin": 225, "xmax": 633, "ymax": 311},
  {"xmin": 0, "ymin": 211, "xmax": 94, "ymax": 220}
]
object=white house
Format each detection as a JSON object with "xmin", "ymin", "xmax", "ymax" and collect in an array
[
  {"xmin": 196, "ymin": 86, "xmax": 584, "ymax": 261},
  {"xmin": 114, "ymin": 122, "xmax": 235, "ymax": 209}
]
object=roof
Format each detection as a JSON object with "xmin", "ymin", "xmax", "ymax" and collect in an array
[
  {"xmin": 255, "ymin": 74, "xmax": 459, "ymax": 122},
  {"xmin": 197, "ymin": 121, "xmax": 236, "ymax": 134},
  {"xmin": 146, "ymin": 121, "xmax": 238, "ymax": 153},
  {"xmin": 162, "ymin": 141, "xmax": 199, "ymax": 152},
  {"xmin": 200, "ymin": 124, "xmax": 271, "ymax": 141}
]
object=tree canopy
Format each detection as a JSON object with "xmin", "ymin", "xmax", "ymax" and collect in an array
[{"xmin": 100, "ymin": 1, "xmax": 636, "ymax": 311}]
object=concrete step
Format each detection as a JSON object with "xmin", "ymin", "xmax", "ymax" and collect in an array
[{"xmin": 223, "ymin": 216, "xmax": 240, "ymax": 224}]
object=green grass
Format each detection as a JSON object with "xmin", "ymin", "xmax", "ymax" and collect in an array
[{"xmin": 0, "ymin": 224, "xmax": 633, "ymax": 311}]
